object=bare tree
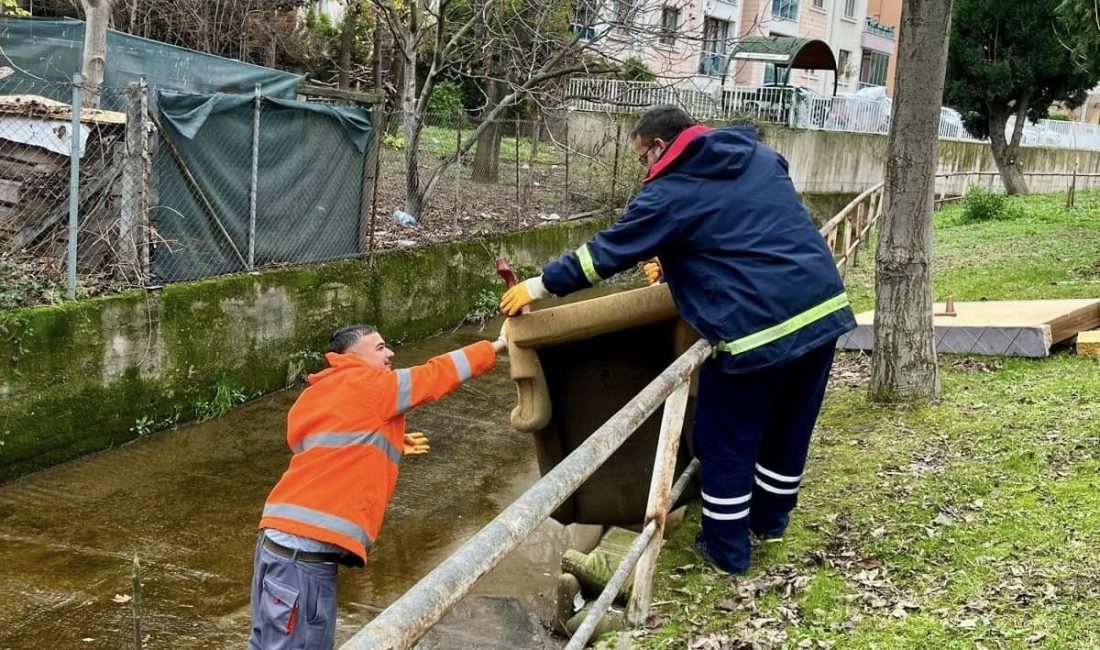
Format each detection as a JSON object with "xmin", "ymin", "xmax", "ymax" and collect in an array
[
  {"xmin": 38, "ymin": 0, "xmax": 310, "ymax": 69},
  {"xmin": 80, "ymin": 0, "xmax": 113, "ymax": 108},
  {"xmin": 370, "ymin": 0, "xmax": 704, "ymax": 218},
  {"xmin": 870, "ymin": 0, "xmax": 954, "ymax": 403}
]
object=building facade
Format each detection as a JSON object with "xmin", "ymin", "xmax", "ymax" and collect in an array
[
  {"xmin": 863, "ymin": 0, "xmax": 900, "ymax": 94},
  {"xmin": 578, "ymin": 0, "xmax": 906, "ymax": 97}
]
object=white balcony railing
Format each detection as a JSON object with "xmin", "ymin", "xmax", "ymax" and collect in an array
[{"xmin": 564, "ymin": 77, "xmax": 1100, "ymax": 151}]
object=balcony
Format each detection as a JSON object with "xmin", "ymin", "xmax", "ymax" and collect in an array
[{"xmin": 864, "ymin": 17, "xmax": 895, "ymax": 40}]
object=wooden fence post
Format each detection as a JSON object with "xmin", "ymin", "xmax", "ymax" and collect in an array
[{"xmin": 119, "ymin": 79, "xmax": 151, "ymax": 285}]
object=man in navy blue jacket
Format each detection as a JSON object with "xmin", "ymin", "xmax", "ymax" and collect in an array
[{"xmin": 500, "ymin": 105, "xmax": 856, "ymax": 575}]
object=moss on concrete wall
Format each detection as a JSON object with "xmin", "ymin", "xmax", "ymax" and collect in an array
[
  {"xmin": 0, "ymin": 218, "xmax": 610, "ymax": 481},
  {"xmin": 801, "ymin": 192, "xmax": 858, "ymax": 226}
]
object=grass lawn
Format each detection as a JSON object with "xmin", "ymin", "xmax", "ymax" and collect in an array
[{"xmin": 613, "ymin": 191, "xmax": 1100, "ymax": 649}]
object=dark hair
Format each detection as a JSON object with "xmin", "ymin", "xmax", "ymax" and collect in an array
[
  {"xmin": 629, "ymin": 105, "xmax": 696, "ymax": 144},
  {"xmin": 328, "ymin": 325, "xmax": 378, "ymax": 354}
]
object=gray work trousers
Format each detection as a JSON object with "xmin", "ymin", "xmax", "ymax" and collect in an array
[{"xmin": 247, "ymin": 533, "xmax": 339, "ymax": 650}]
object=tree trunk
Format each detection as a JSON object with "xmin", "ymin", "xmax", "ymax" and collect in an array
[
  {"xmin": 266, "ymin": 9, "xmax": 278, "ymax": 68},
  {"xmin": 472, "ymin": 80, "xmax": 505, "ymax": 183},
  {"xmin": 385, "ymin": 35, "xmax": 404, "ymax": 136},
  {"xmin": 987, "ymin": 109, "xmax": 1029, "ymax": 195},
  {"xmin": 80, "ymin": 0, "xmax": 112, "ymax": 108},
  {"xmin": 400, "ymin": 10, "xmax": 423, "ymax": 217},
  {"xmin": 870, "ymin": 0, "xmax": 953, "ymax": 404},
  {"xmin": 338, "ymin": 2, "xmax": 360, "ymax": 89}
]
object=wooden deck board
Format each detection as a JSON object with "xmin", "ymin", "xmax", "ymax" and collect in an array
[{"xmin": 838, "ymin": 299, "xmax": 1100, "ymax": 357}]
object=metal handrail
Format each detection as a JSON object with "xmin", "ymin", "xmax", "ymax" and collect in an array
[
  {"xmin": 340, "ymin": 339, "xmax": 713, "ymax": 649},
  {"xmin": 344, "ymin": 167, "xmax": 1096, "ymax": 648}
]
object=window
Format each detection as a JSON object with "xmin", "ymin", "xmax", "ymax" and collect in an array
[
  {"xmin": 659, "ymin": 7, "xmax": 680, "ymax": 46},
  {"xmin": 697, "ymin": 17, "xmax": 731, "ymax": 76},
  {"xmin": 844, "ymin": 0, "xmax": 856, "ymax": 18},
  {"xmin": 812, "ymin": 0, "xmax": 824, "ymax": 8},
  {"xmin": 569, "ymin": 0, "xmax": 597, "ymax": 40},
  {"xmin": 764, "ymin": 63, "xmax": 791, "ymax": 85},
  {"xmin": 772, "ymin": 0, "xmax": 799, "ymax": 21},
  {"xmin": 859, "ymin": 48, "xmax": 890, "ymax": 87},
  {"xmin": 838, "ymin": 48, "xmax": 851, "ymax": 78}
]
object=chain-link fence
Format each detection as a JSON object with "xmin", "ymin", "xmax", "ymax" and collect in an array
[
  {"xmin": 5, "ymin": 75, "xmax": 1094, "ymax": 312},
  {"xmin": 150, "ymin": 88, "xmax": 375, "ymax": 282},
  {"xmin": 367, "ymin": 110, "xmax": 640, "ymax": 250},
  {"xmin": 0, "ymin": 79, "xmax": 644, "ymax": 309}
]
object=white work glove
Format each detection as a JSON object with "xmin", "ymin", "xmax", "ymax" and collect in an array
[{"xmin": 492, "ymin": 319, "xmax": 510, "ymax": 353}]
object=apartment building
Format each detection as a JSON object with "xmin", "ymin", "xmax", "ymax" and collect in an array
[
  {"xmin": 863, "ymin": 0, "xmax": 900, "ymax": 94},
  {"xmin": 578, "ymin": 0, "xmax": 907, "ymax": 97},
  {"xmin": 312, "ymin": 0, "xmax": 900, "ymax": 99}
]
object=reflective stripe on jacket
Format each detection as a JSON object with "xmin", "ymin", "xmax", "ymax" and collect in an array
[
  {"xmin": 259, "ymin": 341, "xmax": 497, "ymax": 563},
  {"xmin": 542, "ymin": 125, "xmax": 855, "ymax": 373}
]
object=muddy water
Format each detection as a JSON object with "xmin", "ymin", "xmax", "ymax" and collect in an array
[{"xmin": 0, "ymin": 314, "xmax": 606, "ymax": 650}]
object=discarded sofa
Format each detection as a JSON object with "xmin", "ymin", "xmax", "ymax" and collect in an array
[{"xmin": 505, "ymin": 283, "xmax": 700, "ymax": 526}]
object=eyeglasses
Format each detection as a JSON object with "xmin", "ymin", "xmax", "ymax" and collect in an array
[{"xmin": 637, "ymin": 142, "xmax": 658, "ymax": 165}]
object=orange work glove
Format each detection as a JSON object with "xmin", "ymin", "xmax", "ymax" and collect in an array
[
  {"xmin": 642, "ymin": 258, "xmax": 662, "ymax": 285},
  {"xmin": 403, "ymin": 431, "xmax": 430, "ymax": 456}
]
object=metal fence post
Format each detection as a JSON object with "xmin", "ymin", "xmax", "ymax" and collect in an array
[
  {"xmin": 454, "ymin": 117, "xmax": 461, "ymax": 230},
  {"xmin": 626, "ymin": 380, "xmax": 691, "ymax": 625},
  {"xmin": 67, "ymin": 73, "xmax": 83, "ymax": 300},
  {"xmin": 611, "ymin": 122, "xmax": 622, "ymax": 206},
  {"xmin": 564, "ymin": 118, "xmax": 571, "ymax": 213},
  {"xmin": 364, "ymin": 106, "xmax": 385, "ymax": 264},
  {"xmin": 514, "ymin": 122, "xmax": 521, "ymax": 206},
  {"xmin": 249, "ymin": 83, "xmax": 260, "ymax": 270}
]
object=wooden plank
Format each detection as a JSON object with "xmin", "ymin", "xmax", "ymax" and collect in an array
[
  {"xmin": 298, "ymin": 84, "xmax": 386, "ymax": 105},
  {"xmin": 627, "ymin": 380, "xmax": 690, "ymax": 625},
  {"xmin": 0, "ymin": 157, "xmax": 47, "ymax": 179},
  {"xmin": 0, "ymin": 145, "xmax": 65, "ymax": 169},
  {"xmin": 853, "ymin": 300, "xmax": 1100, "ymax": 329},
  {"xmin": 11, "ymin": 206, "xmax": 64, "ymax": 251},
  {"xmin": 0, "ymin": 178, "xmax": 21, "ymax": 203},
  {"xmin": 1077, "ymin": 331, "xmax": 1100, "ymax": 358},
  {"xmin": 0, "ymin": 94, "xmax": 126, "ymax": 124},
  {"xmin": 1049, "ymin": 302, "xmax": 1100, "ymax": 343}
]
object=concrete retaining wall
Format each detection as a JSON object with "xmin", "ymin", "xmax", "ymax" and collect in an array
[
  {"xmin": 566, "ymin": 112, "xmax": 1100, "ymax": 194},
  {"xmin": 0, "ymin": 218, "xmax": 611, "ymax": 481}
]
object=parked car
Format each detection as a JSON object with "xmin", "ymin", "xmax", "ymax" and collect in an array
[
  {"xmin": 723, "ymin": 84, "xmax": 823, "ymax": 125},
  {"xmin": 823, "ymin": 86, "xmax": 891, "ymax": 134}
]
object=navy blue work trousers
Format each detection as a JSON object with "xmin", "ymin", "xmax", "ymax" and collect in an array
[{"xmin": 692, "ymin": 340, "xmax": 836, "ymax": 574}]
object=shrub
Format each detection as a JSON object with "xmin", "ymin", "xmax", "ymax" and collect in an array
[
  {"xmin": 961, "ymin": 186, "xmax": 1018, "ymax": 223},
  {"xmin": 427, "ymin": 81, "xmax": 468, "ymax": 125},
  {"xmin": 383, "ymin": 132, "xmax": 406, "ymax": 150}
]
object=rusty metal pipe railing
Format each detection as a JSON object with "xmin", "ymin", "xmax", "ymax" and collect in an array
[
  {"xmin": 566, "ymin": 520, "xmax": 658, "ymax": 650},
  {"xmin": 339, "ymin": 339, "xmax": 713, "ymax": 650},
  {"xmin": 566, "ymin": 455, "xmax": 701, "ymax": 649}
]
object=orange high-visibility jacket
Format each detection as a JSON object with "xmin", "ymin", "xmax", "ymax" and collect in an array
[{"xmin": 259, "ymin": 341, "xmax": 497, "ymax": 564}]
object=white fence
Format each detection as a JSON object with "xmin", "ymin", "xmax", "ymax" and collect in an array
[{"xmin": 565, "ymin": 78, "xmax": 1100, "ymax": 151}]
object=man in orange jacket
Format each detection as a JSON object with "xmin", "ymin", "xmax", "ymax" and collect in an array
[{"xmin": 248, "ymin": 324, "xmax": 506, "ymax": 649}]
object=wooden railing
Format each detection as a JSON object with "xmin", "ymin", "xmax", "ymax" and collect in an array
[
  {"xmin": 819, "ymin": 181, "xmax": 885, "ymax": 279},
  {"xmin": 818, "ymin": 170, "xmax": 1100, "ymax": 278}
]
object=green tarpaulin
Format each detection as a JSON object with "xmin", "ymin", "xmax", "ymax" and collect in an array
[
  {"xmin": 0, "ymin": 17, "xmax": 302, "ymax": 106},
  {"xmin": 153, "ymin": 91, "xmax": 374, "ymax": 282}
]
